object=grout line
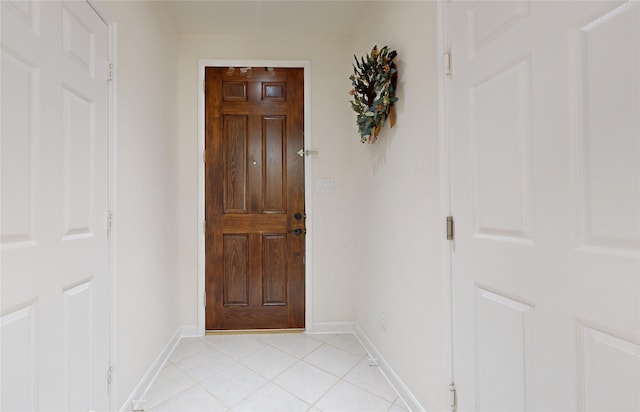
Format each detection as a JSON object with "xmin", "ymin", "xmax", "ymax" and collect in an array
[{"xmin": 150, "ymin": 334, "xmax": 397, "ymax": 412}]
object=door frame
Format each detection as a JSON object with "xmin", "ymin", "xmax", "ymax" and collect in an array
[
  {"xmin": 197, "ymin": 59, "xmax": 313, "ymax": 334},
  {"xmin": 437, "ymin": 2, "xmax": 455, "ymax": 411},
  {"xmin": 86, "ymin": 1, "xmax": 117, "ymax": 408}
]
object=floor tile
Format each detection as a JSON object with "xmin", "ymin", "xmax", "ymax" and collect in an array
[
  {"xmin": 173, "ymin": 346, "xmax": 236, "ymax": 382},
  {"xmin": 144, "ymin": 333, "xmax": 404, "ymax": 411},
  {"xmin": 149, "ymin": 385, "xmax": 227, "ymax": 412},
  {"xmin": 142, "ymin": 364, "xmax": 195, "ymax": 410},
  {"xmin": 304, "ymin": 343, "xmax": 361, "ymax": 377},
  {"xmin": 343, "ymin": 358, "xmax": 397, "ymax": 402},
  {"xmin": 273, "ymin": 361, "xmax": 339, "ymax": 404},
  {"xmin": 305, "ymin": 333, "xmax": 338, "ymax": 343},
  {"xmin": 315, "ymin": 380, "xmax": 392, "ymax": 412},
  {"xmin": 231, "ymin": 382, "xmax": 310, "ymax": 412},
  {"xmin": 169, "ymin": 338, "xmax": 210, "ymax": 363},
  {"xmin": 202, "ymin": 334, "xmax": 267, "ymax": 361},
  {"xmin": 389, "ymin": 396, "xmax": 410, "ymax": 411},
  {"xmin": 200, "ymin": 363, "xmax": 268, "ymax": 408},
  {"xmin": 240, "ymin": 345, "xmax": 298, "ymax": 379},
  {"xmin": 327, "ymin": 334, "xmax": 368, "ymax": 357},
  {"xmin": 263, "ymin": 333, "xmax": 324, "ymax": 358}
]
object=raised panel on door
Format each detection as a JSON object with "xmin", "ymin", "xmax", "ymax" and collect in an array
[
  {"xmin": 223, "ymin": 115, "xmax": 248, "ymax": 214},
  {"xmin": 223, "ymin": 234, "xmax": 249, "ymax": 306},
  {"xmin": 263, "ymin": 116, "xmax": 286, "ymax": 213},
  {"xmin": 262, "ymin": 234, "xmax": 287, "ymax": 305},
  {"xmin": 569, "ymin": 1, "xmax": 640, "ymax": 256},
  {"xmin": 470, "ymin": 57, "xmax": 533, "ymax": 243},
  {"xmin": 449, "ymin": 2, "xmax": 639, "ymax": 410},
  {"xmin": 1, "ymin": 1, "xmax": 111, "ymax": 409},
  {"xmin": 1, "ymin": 305, "xmax": 37, "ymax": 411},
  {"xmin": 1, "ymin": 49, "xmax": 39, "ymax": 250},
  {"xmin": 205, "ymin": 67, "xmax": 304, "ymax": 330},
  {"xmin": 475, "ymin": 288, "xmax": 533, "ymax": 411},
  {"xmin": 61, "ymin": 86, "xmax": 96, "ymax": 240},
  {"xmin": 579, "ymin": 324, "xmax": 640, "ymax": 411}
]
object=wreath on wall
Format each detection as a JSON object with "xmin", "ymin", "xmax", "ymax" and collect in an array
[{"xmin": 349, "ymin": 45, "xmax": 398, "ymax": 144}]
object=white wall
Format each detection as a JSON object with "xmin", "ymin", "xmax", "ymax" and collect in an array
[
  {"xmin": 97, "ymin": 1, "xmax": 442, "ymax": 409},
  {"xmin": 176, "ymin": 33, "xmax": 358, "ymax": 328},
  {"xmin": 350, "ymin": 2, "xmax": 443, "ymax": 410},
  {"xmin": 95, "ymin": 1, "xmax": 181, "ymax": 407}
]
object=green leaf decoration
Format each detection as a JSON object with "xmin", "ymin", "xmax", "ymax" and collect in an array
[{"xmin": 349, "ymin": 45, "xmax": 399, "ymax": 144}]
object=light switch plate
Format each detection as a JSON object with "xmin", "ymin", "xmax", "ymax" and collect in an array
[{"xmin": 315, "ymin": 178, "xmax": 335, "ymax": 193}]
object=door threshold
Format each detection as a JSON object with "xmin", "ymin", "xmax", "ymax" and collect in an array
[{"xmin": 205, "ymin": 328, "xmax": 305, "ymax": 336}]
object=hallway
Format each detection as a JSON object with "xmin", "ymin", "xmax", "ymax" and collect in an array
[{"xmin": 141, "ymin": 333, "xmax": 408, "ymax": 411}]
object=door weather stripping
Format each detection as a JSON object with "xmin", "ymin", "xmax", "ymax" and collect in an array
[
  {"xmin": 449, "ymin": 383, "xmax": 457, "ymax": 411},
  {"xmin": 446, "ymin": 216, "xmax": 454, "ymax": 240},
  {"xmin": 297, "ymin": 149, "xmax": 318, "ymax": 157}
]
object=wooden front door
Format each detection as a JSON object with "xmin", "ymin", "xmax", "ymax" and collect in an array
[{"xmin": 205, "ymin": 67, "xmax": 305, "ymax": 330}]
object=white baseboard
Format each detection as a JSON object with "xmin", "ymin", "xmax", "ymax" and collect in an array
[
  {"xmin": 118, "ymin": 327, "xmax": 182, "ymax": 412},
  {"xmin": 309, "ymin": 321, "xmax": 355, "ymax": 334},
  {"xmin": 354, "ymin": 323, "xmax": 425, "ymax": 412},
  {"xmin": 180, "ymin": 324, "xmax": 201, "ymax": 337}
]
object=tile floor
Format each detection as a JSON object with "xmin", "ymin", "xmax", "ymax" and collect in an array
[{"xmin": 141, "ymin": 332, "xmax": 409, "ymax": 412}]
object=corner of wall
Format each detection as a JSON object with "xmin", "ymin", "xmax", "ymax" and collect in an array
[
  {"xmin": 354, "ymin": 323, "xmax": 426, "ymax": 412},
  {"xmin": 118, "ymin": 327, "xmax": 183, "ymax": 412}
]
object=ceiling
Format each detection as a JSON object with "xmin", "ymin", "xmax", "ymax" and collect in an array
[{"xmin": 162, "ymin": 0, "xmax": 371, "ymax": 36}]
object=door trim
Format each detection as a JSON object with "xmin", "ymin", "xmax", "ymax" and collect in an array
[
  {"xmin": 197, "ymin": 59, "xmax": 312, "ymax": 334},
  {"xmin": 86, "ymin": 1, "xmax": 117, "ymax": 408},
  {"xmin": 437, "ymin": 2, "xmax": 455, "ymax": 411}
]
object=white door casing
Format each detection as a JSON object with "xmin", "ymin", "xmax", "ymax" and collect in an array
[
  {"xmin": 1, "ymin": 1, "xmax": 111, "ymax": 410},
  {"xmin": 448, "ymin": 1, "xmax": 639, "ymax": 411}
]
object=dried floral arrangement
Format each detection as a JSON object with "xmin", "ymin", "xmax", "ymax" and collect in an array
[{"xmin": 349, "ymin": 45, "xmax": 398, "ymax": 144}]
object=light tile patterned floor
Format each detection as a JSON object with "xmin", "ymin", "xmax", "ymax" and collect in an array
[{"xmin": 142, "ymin": 332, "xmax": 409, "ymax": 412}]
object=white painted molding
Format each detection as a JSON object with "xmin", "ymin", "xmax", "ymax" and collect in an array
[
  {"xmin": 354, "ymin": 323, "xmax": 425, "ymax": 412},
  {"xmin": 119, "ymin": 327, "xmax": 182, "ymax": 412},
  {"xmin": 309, "ymin": 322, "xmax": 355, "ymax": 334},
  {"xmin": 437, "ymin": 2, "xmax": 455, "ymax": 412},
  {"xmin": 196, "ymin": 59, "xmax": 313, "ymax": 335},
  {"xmin": 181, "ymin": 324, "xmax": 201, "ymax": 337}
]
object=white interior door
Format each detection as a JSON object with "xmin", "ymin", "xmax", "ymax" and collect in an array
[
  {"xmin": 1, "ymin": 1, "xmax": 110, "ymax": 410},
  {"xmin": 449, "ymin": 1, "xmax": 639, "ymax": 410}
]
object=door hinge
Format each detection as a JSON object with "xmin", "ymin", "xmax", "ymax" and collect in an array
[
  {"xmin": 107, "ymin": 362, "xmax": 113, "ymax": 392},
  {"xmin": 107, "ymin": 62, "xmax": 114, "ymax": 81},
  {"xmin": 443, "ymin": 51, "xmax": 452, "ymax": 77},
  {"xmin": 449, "ymin": 383, "xmax": 457, "ymax": 411},
  {"xmin": 446, "ymin": 216, "xmax": 454, "ymax": 240},
  {"xmin": 203, "ymin": 220, "xmax": 206, "ymax": 234},
  {"xmin": 107, "ymin": 211, "xmax": 113, "ymax": 239},
  {"xmin": 203, "ymin": 291, "xmax": 206, "ymax": 308},
  {"xmin": 203, "ymin": 149, "xmax": 206, "ymax": 163},
  {"xmin": 203, "ymin": 79, "xmax": 206, "ymax": 93}
]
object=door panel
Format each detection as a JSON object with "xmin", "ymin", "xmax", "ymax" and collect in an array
[
  {"xmin": 1, "ymin": 1, "xmax": 110, "ymax": 410},
  {"xmin": 449, "ymin": 1, "xmax": 639, "ymax": 410},
  {"xmin": 205, "ymin": 67, "xmax": 305, "ymax": 330}
]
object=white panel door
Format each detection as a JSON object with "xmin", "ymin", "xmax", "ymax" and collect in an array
[
  {"xmin": 449, "ymin": 1, "xmax": 639, "ymax": 410},
  {"xmin": 1, "ymin": 1, "xmax": 110, "ymax": 410}
]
